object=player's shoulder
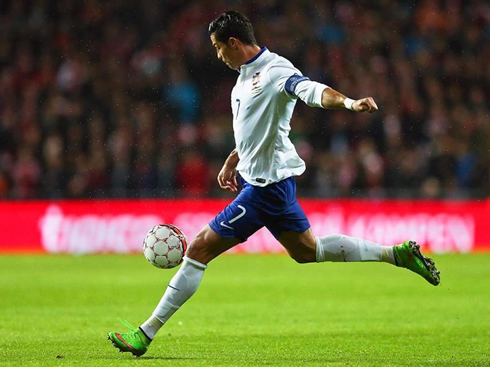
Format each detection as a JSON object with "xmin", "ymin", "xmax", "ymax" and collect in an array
[{"xmin": 264, "ymin": 51, "xmax": 301, "ymax": 76}]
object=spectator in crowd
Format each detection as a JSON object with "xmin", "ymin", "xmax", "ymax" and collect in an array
[{"xmin": 0, "ymin": 0, "xmax": 488, "ymax": 199}]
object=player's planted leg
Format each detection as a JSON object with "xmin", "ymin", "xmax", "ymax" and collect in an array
[
  {"xmin": 140, "ymin": 256, "xmax": 207, "ymax": 339},
  {"xmin": 107, "ymin": 257, "xmax": 206, "ymax": 356},
  {"xmin": 108, "ymin": 225, "xmax": 240, "ymax": 356},
  {"xmin": 107, "ymin": 319, "xmax": 151, "ymax": 357}
]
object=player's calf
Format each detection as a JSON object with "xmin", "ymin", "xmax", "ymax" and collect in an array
[{"xmin": 278, "ymin": 229, "xmax": 317, "ymax": 263}]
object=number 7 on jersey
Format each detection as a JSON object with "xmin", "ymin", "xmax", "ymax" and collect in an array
[{"xmin": 235, "ymin": 99, "xmax": 241, "ymax": 117}]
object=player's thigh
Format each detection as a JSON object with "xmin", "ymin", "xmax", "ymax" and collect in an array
[
  {"xmin": 277, "ymin": 228, "xmax": 316, "ymax": 263},
  {"xmin": 186, "ymin": 225, "xmax": 241, "ymax": 265}
]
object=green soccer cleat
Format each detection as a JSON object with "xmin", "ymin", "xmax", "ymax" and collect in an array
[
  {"xmin": 107, "ymin": 319, "xmax": 151, "ymax": 357},
  {"xmin": 393, "ymin": 241, "xmax": 440, "ymax": 286}
]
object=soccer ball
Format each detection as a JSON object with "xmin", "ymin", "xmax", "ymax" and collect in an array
[{"xmin": 142, "ymin": 224, "xmax": 188, "ymax": 269}]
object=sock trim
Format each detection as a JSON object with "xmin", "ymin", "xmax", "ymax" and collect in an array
[
  {"xmin": 184, "ymin": 256, "xmax": 207, "ymax": 270},
  {"xmin": 138, "ymin": 327, "xmax": 152, "ymax": 341},
  {"xmin": 315, "ymin": 237, "xmax": 323, "ymax": 262}
]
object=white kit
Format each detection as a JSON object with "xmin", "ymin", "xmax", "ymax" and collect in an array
[{"xmin": 231, "ymin": 47, "xmax": 329, "ymax": 186}]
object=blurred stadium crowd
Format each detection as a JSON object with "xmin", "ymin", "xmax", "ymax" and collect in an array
[{"xmin": 0, "ymin": 0, "xmax": 488, "ymax": 199}]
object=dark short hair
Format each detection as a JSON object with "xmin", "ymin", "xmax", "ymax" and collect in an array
[{"xmin": 208, "ymin": 11, "xmax": 257, "ymax": 46}]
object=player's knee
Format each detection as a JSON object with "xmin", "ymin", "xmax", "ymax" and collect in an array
[
  {"xmin": 185, "ymin": 232, "xmax": 209, "ymax": 262},
  {"xmin": 185, "ymin": 225, "xmax": 237, "ymax": 265}
]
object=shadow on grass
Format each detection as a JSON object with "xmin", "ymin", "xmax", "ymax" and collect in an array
[
  {"xmin": 101, "ymin": 353, "xmax": 201, "ymax": 361},
  {"xmin": 137, "ymin": 356, "xmax": 200, "ymax": 360}
]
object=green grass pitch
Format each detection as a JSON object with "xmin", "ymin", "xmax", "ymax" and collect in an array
[{"xmin": 1, "ymin": 253, "xmax": 489, "ymax": 366}]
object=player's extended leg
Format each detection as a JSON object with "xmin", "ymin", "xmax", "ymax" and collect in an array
[
  {"xmin": 278, "ymin": 229, "xmax": 395, "ymax": 263},
  {"xmin": 108, "ymin": 225, "xmax": 240, "ymax": 356},
  {"xmin": 278, "ymin": 229, "xmax": 440, "ymax": 285}
]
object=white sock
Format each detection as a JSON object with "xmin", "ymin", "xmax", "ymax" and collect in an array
[
  {"xmin": 140, "ymin": 256, "xmax": 207, "ymax": 339},
  {"xmin": 139, "ymin": 315, "xmax": 162, "ymax": 340},
  {"xmin": 315, "ymin": 234, "xmax": 395, "ymax": 264},
  {"xmin": 381, "ymin": 246, "xmax": 396, "ymax": 265}
]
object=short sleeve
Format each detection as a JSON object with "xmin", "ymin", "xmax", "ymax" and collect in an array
[
  {"xmin": 268, "ymin": 65, "xmax": 304, "ymax": 98},
  {"xmin": 268, "ymin": 64, "xmax": 329, "ymax": 108}
]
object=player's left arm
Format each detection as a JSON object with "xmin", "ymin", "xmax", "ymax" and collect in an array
[
  {"xmin": 270, "ymin": 67, "xmax": 378, "ymax": 113},
  {"xmin": 320, "ymin": 87, "xmax": 378, "ymax": 113}
]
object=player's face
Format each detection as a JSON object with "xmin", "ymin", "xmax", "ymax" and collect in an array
[{"xmin": 210, "ymin": 34, "xmax": 239, "ymax": 70}]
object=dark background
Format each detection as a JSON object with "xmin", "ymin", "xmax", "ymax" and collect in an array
[{"xmin": 0, "ymin": 0, "xmax": 488, "ymax": 199}]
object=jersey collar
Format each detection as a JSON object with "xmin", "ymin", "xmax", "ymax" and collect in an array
[
  {"xmin": 239, "ymin": 47, "xmax": 269, "ymax": 76},
  {"xmin": 245, "ymin": 46, "xmax": 267, "ymax": 65}
]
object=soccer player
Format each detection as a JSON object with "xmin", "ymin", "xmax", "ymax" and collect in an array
[{"xmin": 108, "ymin": 11, "xmax": 440, "ymax": 356}]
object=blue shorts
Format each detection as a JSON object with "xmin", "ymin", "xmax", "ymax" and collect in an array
[{"xmin": 209, "ymin": 176, "xmax": 310, "ymax": 242}]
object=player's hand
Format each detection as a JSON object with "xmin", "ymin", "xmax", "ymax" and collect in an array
[
  {"xmin": 352, "ymin": 97, "xmax": 378, "ymax": 113},
  {"xmin": 217, "ymin": 165, "xmax": 238, "ymax": 192}
]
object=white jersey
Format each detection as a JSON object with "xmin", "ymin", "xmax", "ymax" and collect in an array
[{"xmin": 231, "ymin": 47, "xmax": 328, "ymax": 187}]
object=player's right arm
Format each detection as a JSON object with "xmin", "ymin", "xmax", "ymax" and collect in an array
[{"xmin": 217, "ymin": 149, "xmax": 240, "ymax": 192}]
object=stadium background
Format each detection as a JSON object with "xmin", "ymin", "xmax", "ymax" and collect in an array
[
  {"xmin": 0, "ymin": 0, "xmax": 488, "ymax": 254},
  {"xmin": 1, "ymin": 2, "xmax": 490, "ymax": 366}
]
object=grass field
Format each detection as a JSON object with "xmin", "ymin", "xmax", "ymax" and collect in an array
[{"xmin": 1, "ymin": 253, "xmax": 489, "ymax": 366}]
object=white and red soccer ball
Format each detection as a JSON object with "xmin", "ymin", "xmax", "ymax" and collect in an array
[{"xmin": 142, "ymin": 224, "xmax": 188, "ymax": 269}]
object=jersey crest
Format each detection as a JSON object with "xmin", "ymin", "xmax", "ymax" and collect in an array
[{"xmin": 251, "ymin": 72, "xmax": 262, "ymax": 95}]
